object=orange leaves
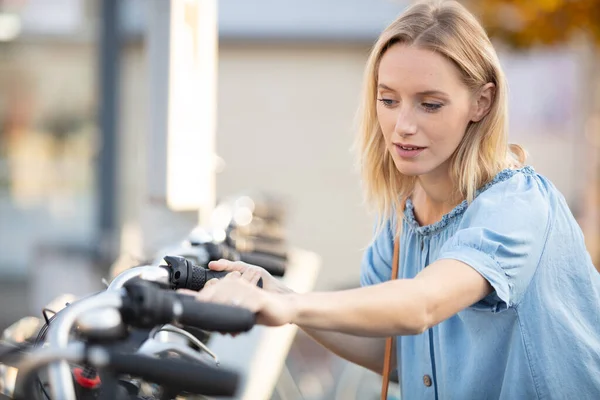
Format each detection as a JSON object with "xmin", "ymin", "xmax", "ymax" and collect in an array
[{"xmin": 467, "ymin": 0, "xmax": 600, "ymax": 48}]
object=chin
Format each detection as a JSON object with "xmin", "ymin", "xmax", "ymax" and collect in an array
[{"xmin": 393, "ymin": 159, "xmax": 429, "ymax": 177}]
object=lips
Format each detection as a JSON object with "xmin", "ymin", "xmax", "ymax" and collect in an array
[
  {"xmin": 394, "ymin": 143, "xmax": 426, "ymax": 159},
  {"xmin": 395, "ymin": 142, "xmax": 426, "ymax": 150}
]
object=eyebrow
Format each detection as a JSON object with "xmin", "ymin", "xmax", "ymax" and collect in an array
[{"xmin": 377, "ymin": 83, "xmax": 449, "ymax": 98}]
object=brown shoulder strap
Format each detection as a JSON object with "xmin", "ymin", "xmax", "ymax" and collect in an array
[{"xmin": 381, "ymin": 235, "xmax": 400, "ymax": 400}]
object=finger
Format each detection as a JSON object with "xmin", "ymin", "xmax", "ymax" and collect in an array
[
  {"xmin": 195, "ymin": 277, "xmax": 240, "ymax": 303},
  {"xmin": 242, "ymin": 268, "xmax": 262, "ymax": 286},
  {"xmin": 177, "ymin": 289, "xmax": 198, "ymax": 297},
  {"xmin": 207, "ymin": 259, "xmax": 229, "ymax": 271},
  {"xmin": 241, "ymin": 267, "xmax": 257, "ymax": 282},
  {"xmin": 204, "ymin": 278, "xmax": 220, "ymax": 288},
  {"xmin": 194, "ymin": 283, "xmax": 217, "ymax": 302},
  {"xmin": 208, "ymin": 259, "xmax": 242, "ymax": 272},
  {"xmin": 223, "ymin": 270, "xmax": 242, "ymax": 281}
]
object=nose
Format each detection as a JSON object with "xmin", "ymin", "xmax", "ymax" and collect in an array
[{"xmin": 394, "ymin": 106, "xmax": 417, "ymax": 137}]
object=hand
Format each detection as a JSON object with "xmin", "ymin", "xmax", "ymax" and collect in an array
[
  {"xmin": 207, "ymin": 259, "xmax": 294, "ymax": 294},
  {"xmin": 184, "ymin": 271, "xmax": 296, "ymax": 327}
]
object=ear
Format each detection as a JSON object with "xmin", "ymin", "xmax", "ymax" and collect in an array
[{"xmin": 470, "ymin": 83, "xmax": 495, "ymax": 122}]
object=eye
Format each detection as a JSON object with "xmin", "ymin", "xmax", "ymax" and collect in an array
[
  {"xmin": 422, "ymin": 102, "xmax": 443, "ymax": 113},
  {"xmin": 377, "ymin": 98, "xmax": 398, "ymax": 108}
]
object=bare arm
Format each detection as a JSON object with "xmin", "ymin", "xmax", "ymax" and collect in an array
[
  {"xmin": 299, "ymin": 327, "xmax": 395, "ymax": 375},
  {"xmin": 289, "ymin": 259, "xmax": 492, "ymax": 336},
  {"xmin": 201, "ymin": 259, "xmax": 395, "ymax": 374},
  {"xmin": 195, "ymin": 258, "xmax": 492, "ymax": 337}
]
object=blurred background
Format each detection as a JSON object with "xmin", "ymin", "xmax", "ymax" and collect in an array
[{"xmin": 0, "ymin": 0, "xmax": 598, "ymax": 399}]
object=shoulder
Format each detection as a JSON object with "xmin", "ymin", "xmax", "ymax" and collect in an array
[
  {"xmin": 437, "ymin": 167, "xmax": 558, "ymax": 309},
  {"xmin": 462, "ymin": 166, "xmax": 551, "ymax": 226}
]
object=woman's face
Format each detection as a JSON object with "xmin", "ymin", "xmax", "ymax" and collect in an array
[{"xmin": 376, "ymin": 43, "xmax": 484, "ymax": 178}]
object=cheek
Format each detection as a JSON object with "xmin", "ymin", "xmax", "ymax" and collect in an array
[
  {"xmin": 376, "ymin": 108, "xmax": 396, "ymax": 142},
  {"xmin": 423, "ymin": 108, "xmax": 470, "ymax": 147}
]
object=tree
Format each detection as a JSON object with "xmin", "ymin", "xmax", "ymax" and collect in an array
[
  {"xmin": 470, "ymin": 0, "xmax": 600, "ymax": 48},
  {"xmin": 468, "ymin": 0, "xmax": 600, "ymax": 269}
]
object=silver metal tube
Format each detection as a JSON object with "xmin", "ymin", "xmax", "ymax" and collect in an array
[
  {"xmin": 107, "ymin": 265, "xmax": 170, "ymax": 290},
  {"xmin": 14, "ymin": 343, "xmax": 86, "ymax": 398},
  {"xmin": 46, "ymin": 291, "xmax": 122, "ymax": 400},
  {"xmin": 44, "ymin": 263, "xmax": 168, "ymax": 399}
]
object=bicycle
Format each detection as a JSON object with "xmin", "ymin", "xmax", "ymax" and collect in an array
[{"xmin": 0, "ymin": 255, "xmax": 258, "ymax": 400}]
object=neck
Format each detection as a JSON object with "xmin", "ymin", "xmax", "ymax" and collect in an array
[{"xmin": 411, "ymin": 165, "xmax": 461, "ymax": 225}]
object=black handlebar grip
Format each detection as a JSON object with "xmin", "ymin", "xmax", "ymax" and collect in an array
[
  {"xmin": 187, "ymin": 264, "xmax": 226, "ymax": 291},
  {"xmin": 175, "ymin": 294, "xmax": 256, "ymax": 332},
  {"xmin": 239, "ymin": 252, "xmax": 286, "ymax": 277},
  {"xmin": 106, "ymin": 352, "xmax": 239, "ymax": 397},
  {"xmin": 189, "ymin": 265, "xmax": 263, "ymax": 290},
  {"xmin": 165, "ymin": 255, "xmax": 264, "ymax": 291},
  {"xmin": 205, "ymin": 269, "xmax": 227, "ymax": 283}
]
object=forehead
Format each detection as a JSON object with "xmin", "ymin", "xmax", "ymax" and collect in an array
[{"xmin": 377, "ymin": 43, "xmax": 465, "ymax": 92}]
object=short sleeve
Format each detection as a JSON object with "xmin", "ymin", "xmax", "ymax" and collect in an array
[
  {"xmin": 437, "ymin": 172, "xmax": 551, "ymax": 312},
  {"xmin": 360, "ymin": 217, "xmax": 396, "ymax": 287}
]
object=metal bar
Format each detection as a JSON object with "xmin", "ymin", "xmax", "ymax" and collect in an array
[{"xmin": 97, "ymin": 0, "xmax": 121, "ymax": 263}]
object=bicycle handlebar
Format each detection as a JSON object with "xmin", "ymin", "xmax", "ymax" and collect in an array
[
  {"xmin": 175, "ymin": 294, "xmax": 256, "ymax": 332},
  {"xmin": 14, "ymin": 344, "xmax": 239, "ymax": 399},
  {"xmin": 40, "ymin": 275, "xmax": 255, "ymax": 400},
  {"xmin": 163, "ymin": 255, "xmax": 264, "ymax": 290},
  {"xmin": 185, "ymin": 227, "xmax": 288, "ymax": 277},
  {"xmin": 121, "ymin": 279, "xmax": 256, "ymax": 333},
  {"xmin": 106, "ymin": 350, "xmax": 239, "ymax": 396},
  {"xmin": 239, "ymin": 251, "xmax": 286, "ymax": 277}
]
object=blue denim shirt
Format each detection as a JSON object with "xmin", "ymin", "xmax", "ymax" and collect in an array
[{"xmin": 361, "ymin": 166, "xmax": 600, "ymax": 400}]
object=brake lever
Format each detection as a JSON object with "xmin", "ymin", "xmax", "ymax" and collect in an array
[
  {"xmin": 155, "ymin": 325, "xmax": 219, "ymax": 364},
  {"xmin": 137, "ymin": 326, "xmax": 219, "ymax": 366}
]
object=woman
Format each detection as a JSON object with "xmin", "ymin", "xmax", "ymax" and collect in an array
[{"xmin": 186, "ymin": 1, "xmax": 600, "ymax": 398}]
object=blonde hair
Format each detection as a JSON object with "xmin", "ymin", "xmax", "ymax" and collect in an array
[{"xmin": 354, "ymin": 0, "xmax": 525, "ymax": 231}]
